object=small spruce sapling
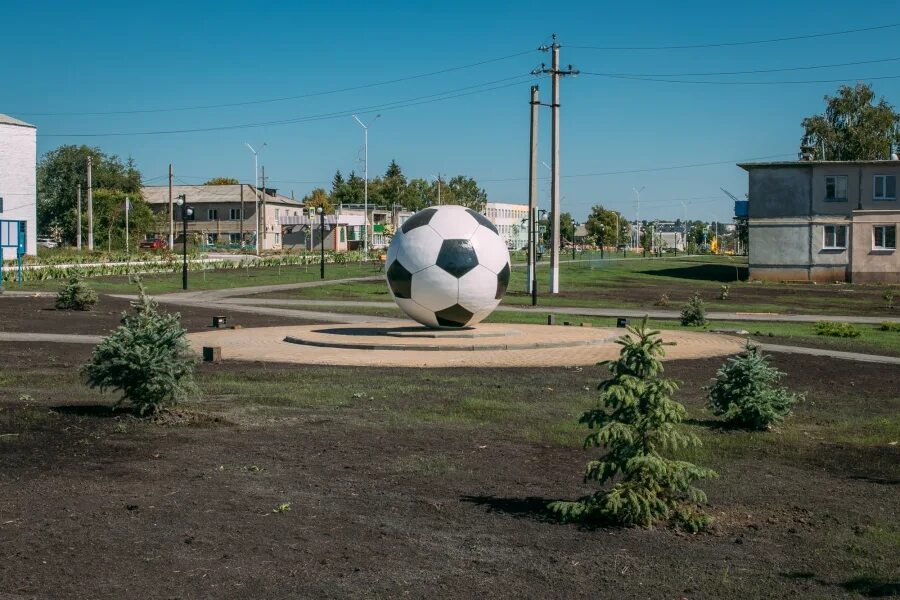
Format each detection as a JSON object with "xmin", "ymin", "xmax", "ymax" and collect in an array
[
  {"xmin": 706, "ymin": 343, "xmax": 802, "ymax": 430},
  {"xmin": 82, "ymin": 283, "xmax": 197, "ymax": 416},
  {"xmin": 719, "ymin": 284, "xmax": 730, "ymax": 301},
  {"xmin": 549, "ymin": 318, "xmax": 717, "ymax": 530},
  {"xmin": 55, "ymin": 276, "xmax": 98, "ymax": 311},
  {"xmin": 681, "ymin": 292, "xmax": 708, "ymax": 326},
  {"xmin": 884, "ymin": 289, "xmax": 895, "ymax": 310}
]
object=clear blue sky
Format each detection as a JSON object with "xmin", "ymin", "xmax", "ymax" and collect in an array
[{"xmin": 2, "ymin": 0, "xmax": 899, "ymax": 223}]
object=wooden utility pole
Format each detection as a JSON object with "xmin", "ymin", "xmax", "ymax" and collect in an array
[
  {"xmin": 537, "ymin": 34, "xmax": 578, "ymax": 294},
  {"xmin": 86, "ymin": 155, "xmax": 94, "ymax": 251},
  {"xmin": 528, "ymin": 85, "xmax": 539, "ymax": 304},
  {"xmin": 168, "ymin": 163, "xmax": 174, "ymax": 247},
  {"xmin": 76, "ymin": 186, "xmax": 82, "ymax": 251}
]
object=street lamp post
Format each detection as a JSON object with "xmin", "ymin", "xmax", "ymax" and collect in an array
[
  {"xmin": 245, "ymin": 142, "xmax": 266, "ymax": 256},
  {"xmin": 175, "ymin": 194, "xmax": 192, "ymax": 290},
  {"xmin": 598, "ymin": 224, "xmax": 605, "ymax": 260},
  {"xmin": 352, "ymin": 114, "xmax": 380, "ymax": 261},
  {"xmin": 572, "ymin": 221, "xmax": 579, "ymax": 261},
  {"xmin": 318, "ymin": 207, "xmax": 325, "ymax": 279}
]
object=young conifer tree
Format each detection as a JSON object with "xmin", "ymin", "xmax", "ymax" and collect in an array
[
  {"xmin": 706, "ymin": 343, "xmax": 801, "ymax": 430},
  {"xmin": 82, "ymin": 283, "xmax": 197, "ymax": 416},
  {"xmin": 550, "ymin": 318, "xmax": 717, "ymax": 530}
]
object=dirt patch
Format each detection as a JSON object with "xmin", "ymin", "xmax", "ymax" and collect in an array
[
  {"xmin": 0, "ymin": 294, "xmax": 322, "ymax": 336},
  {"xmin": 0, "ymin": 332, "xmax": 897, "ymax": 598}
]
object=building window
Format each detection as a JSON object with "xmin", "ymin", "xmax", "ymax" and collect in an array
[
  {"xmin": 874, "ymin": 175, "xmax": 897, "ymax": 200},
  {"xmin": 229, "ymin": 208, "xmax": 241, "ymax": 220},
  {"xmin": 208, "ymin": 208, "xmax": 218, "ymax": 220},
  {"xmin": 823, "ymin": 225, "xmax": 847, "ymax": 249},
  {"xmin": 825, "ymin": 175, "xmax": 848, "ymax": 201},
  {"xmin": 873, "ymin": 225, "xmax": 897, "ymax": 250},
  {"xmin": 229, "ymin": 233, "xmax": 241, "ymax": 244}
]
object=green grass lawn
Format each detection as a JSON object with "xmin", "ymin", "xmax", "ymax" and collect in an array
[{"xmin": 12, "ymin": 262, "xmax": 381, "ymax": 295}]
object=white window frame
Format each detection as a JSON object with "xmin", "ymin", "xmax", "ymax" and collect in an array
[
  {"xmin": 873, "ymin": 224, "xmax": 897, "ymax": 250},
  {"xmin": 229, "ymin": 208, "xmax": 241, "ymax": 220},
  {"xmin": 873, "ymin": 175, "xmax": 897, "ymax": 201},
  {"xmin": 824, "ymin": 175, "xmax": 848, "ymax": 201},
  {"xmin": 208, "ymin": 208, "xmax": 218, "ymax": 220},
  {"xmin": 823, "ymin": 224, "xmax": 847, "ymax": 249}
]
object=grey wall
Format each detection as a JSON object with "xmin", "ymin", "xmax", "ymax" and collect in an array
[{"xmin": 748, "ymin": 168, "xmax": 810, "ymax": 218}]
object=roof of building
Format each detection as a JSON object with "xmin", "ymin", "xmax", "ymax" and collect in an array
[
  {"xmin": 0, "ymin": 113, "xmax": 36, "ymax": 128},
  {"xmin": 738, "ymin": 160, "xmax": 900, "ymax": 171},
  {"xmin": 142, "ymin": 184, "xmax": 303, "ymax": 207}
]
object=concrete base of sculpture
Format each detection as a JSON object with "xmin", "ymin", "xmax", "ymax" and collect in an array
[{"xmin": 188, "ymin": 321, "xmax": 746, "ymax": 368}]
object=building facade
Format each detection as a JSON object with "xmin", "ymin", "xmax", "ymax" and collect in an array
[
  {"xmin": 739, "ymin": 160, "xmax": 900, "ymax": 282},
  {"xmin": 143, "ymin": 184, "xmax": 304, "ymax": 250},
  {"xmin": 483, "ymin": 202, "xmax": 528, "ymax": 249},
  {"xmin": 0, "ymin": 114, "xmax": 37, "ymax": 260}
]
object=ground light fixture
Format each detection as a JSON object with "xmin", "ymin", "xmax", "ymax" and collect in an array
[{"xmin": 176, "ymin": 194, "xmax": 193, "ymax": 290}]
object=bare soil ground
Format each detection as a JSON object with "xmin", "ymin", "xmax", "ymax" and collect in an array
[
  {"xmin": 0, "ymin": 295, "xmax": 319, "ymax": 335},
  {"xmin": 0, "ymin": 301, "xmax": 897, "ymax": 599}
]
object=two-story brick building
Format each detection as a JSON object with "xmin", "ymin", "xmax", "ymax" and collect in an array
[
  {"xmin": 738, "ymin": 159, "xmax": 900, "ymax": 283},
  {"xmin": 142, "ymin": 184, "xmax": 304, "ymax": 250}
]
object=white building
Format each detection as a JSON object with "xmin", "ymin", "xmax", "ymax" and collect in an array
[
  {"xmin": 0, "ymin": 114, "xmax": 37, "ymax": 260},
  {"xmin": 483, "ymin": 202, "xmax": 529, "ymax": 250}
]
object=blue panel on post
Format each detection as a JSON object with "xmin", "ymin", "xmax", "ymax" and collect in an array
[{"xmin": 734, "ymin": 200, "xmax": 749, "ymax": 218}]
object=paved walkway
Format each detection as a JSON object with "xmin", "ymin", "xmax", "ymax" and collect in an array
[
  {"xmin": 759, "ymin": 343, "xmax": 900, "ymax": 365},
  {"xmin": 195, "ymin": 296, "xmax": 900, "ymax": 325},
  {"xmin": 0, "ymin": 332, "xmax": 103, "ymax": 344}
]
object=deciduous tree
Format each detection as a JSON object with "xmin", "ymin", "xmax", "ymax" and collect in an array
[{"xmin": 801, "ymin": 83, "xmax": 900, "ymax": 160}]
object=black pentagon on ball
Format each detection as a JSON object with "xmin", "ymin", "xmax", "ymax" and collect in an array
[
  {"xmin": 466, "ymin": 208, "xmax": 498, "ymax": 234},
  {"xmin": 386, "ymin": 260, "xmax": 413, "ymax": 298},
  {"xmin": 436, "ymin": 239, "xmax": 478, "ymax": 278},
  {"xmin": 495, "ymin": 263, "xmax": 511, "ymax": 300},
  {"xmin": 401, "ymin": 207, "xmax": 438, "ymax": 234},
  {"xmin": 435, "ymin": 304, "xmax": 474, "ymax": 328}
]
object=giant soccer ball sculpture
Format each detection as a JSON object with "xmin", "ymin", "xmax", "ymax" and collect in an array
[{"xmin": 385, "ymin": 205, "xmax": 511, "ymax": 328}]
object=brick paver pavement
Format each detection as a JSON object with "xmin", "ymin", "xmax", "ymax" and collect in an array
[{"xmin": 188, "ymin": 322, "xmax": 746, "ymax": 368}]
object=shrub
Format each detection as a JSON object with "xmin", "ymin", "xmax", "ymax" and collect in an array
[
  {"xmin": 814, "ymin": 321, "xmax": 861, "ymax": 338},
  {"xmin": 549, "ymin": 318, "xmax": 717, "ymax": 530},
  {"xmin": 55, "ymin": 277, "xmax": 98, "ymax": 311},
  {"xmin": 719, "ymin": 284, "xmax": 730, "ymax": 301},
  {"xmin": 654, "ymin": 293, "xmax": 670, "ymax": 307},
  {"xmin": 880, "ymin": 321, "xmax": 900, "ymax": 332},
  {"xmin": 706, "ymin": 343, "xmax": 802, "ymax": 430},
  {"xmin": 82, "ymin": 285, "xmax": 197, "ymax": 416},
  {"xmin": 681, "ymin": 293, "xmax": 708, "ymax": 326},
  {"xmin": 884, "ymin": 289, "xmax": 895, "ymax": 310}
]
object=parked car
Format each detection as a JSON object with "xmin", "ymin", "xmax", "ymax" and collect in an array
[
  {"xmin": 36, "ymin": 237, "xmax": 58, "ymax": 249},
  {"xmin": 139, "ymin": 238, "xmax": 167, "ymax": 250}
]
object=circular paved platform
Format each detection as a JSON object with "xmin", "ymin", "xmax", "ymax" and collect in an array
[
  {"xmin": 188, "ymin": 321, "xmax": 746, "ymax": 368},
  {"xmin": 282, "ymin": 323, "xmax": 617, "ymax": 351}
]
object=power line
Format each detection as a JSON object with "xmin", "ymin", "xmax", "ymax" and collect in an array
[
  {"xmin": 583, "ymin": 55, "xmax": 900, "ymax": 77},
  {"xmin": 479, "ymin": 153, "xmax": 794, "ymax": 182},
  {"xmin": 15, "ymin": 50, "xmax": 535, "ymax": 117},
  {"xmin": 580, "ymin": 72, "xmax": 900, "ymax": 85},
  {"xmin": 38, "ymin": 75, "xmax": 537, "ymax": 138},
  {"xmin": 569, "ymin": 22, "xmax": 900, "ymax": 51}
]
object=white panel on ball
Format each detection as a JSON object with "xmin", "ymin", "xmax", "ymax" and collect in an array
[
  {"xmin": 457, "ymin": 265, "xmax": 501, "ymax": 314},
  {"xmin": 394, "ymin": 297, "xmax": 439, "ymax": 328},
  {"xmin": 469, "ymin": 226, "xmax": 510, "ymax": 274},
  {"xmin": 397, "ymin": 225, "xmax": 443, "ymax": 273},
  {"xmin": 411, "ymin": 265, "xmax": 459, "ymax": 311},
  {"xmin": 426, "ymin": 205, "xmax": 480, "ymax": 240}
]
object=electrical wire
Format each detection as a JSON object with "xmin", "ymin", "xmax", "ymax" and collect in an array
[
  {"xmin": 579, "ymin": 72, "xmax": 900, "ymax": 85},
  {"xmin": 569, "ymin": 22, "xmax": 900, "ymax": 51},
  {"xmin": 582, "ymin": 55, "xmax": 900, "ymax": 77},
  {"xmin": 38, "ymin": 75, "xmax": 538, "ymax": 138},
  {"xmin": 15, "ymin": 50, "xmax": 535, "ymax": 117}
]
